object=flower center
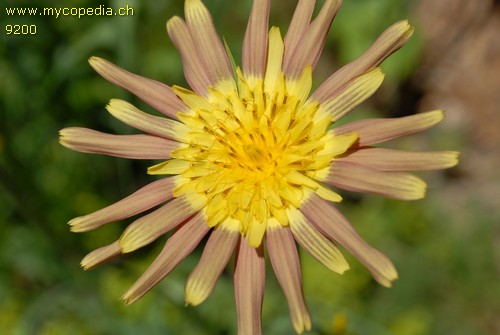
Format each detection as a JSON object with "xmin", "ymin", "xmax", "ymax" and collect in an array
[
  {"xmin": 242, "ymin": 143, "xmax": 271, "ymax": 169},
  {"xmin": 148, "ymin": 68, "xmax": 355, "ymax": 246}
]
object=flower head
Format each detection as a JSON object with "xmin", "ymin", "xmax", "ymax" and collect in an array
[{"xmin": 60, "ymin": 0, "xmax": 459, "ymax": 333}]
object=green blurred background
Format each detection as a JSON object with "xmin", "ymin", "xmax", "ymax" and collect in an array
[{"xmin": 1, "ymin": 0, "xmax": 499, "ymax": 334}]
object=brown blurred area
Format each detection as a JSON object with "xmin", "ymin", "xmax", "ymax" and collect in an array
[
  {"xmin": 414, "ymin": 0, "xmax": 500, "ymax": 214},
  {"xmin": 414, "ymin": 1, "xmax": 500, "ymax": 333},
  {"xmin": 416, "ymin": 0, "xmax": 500, "ymax": 146}
]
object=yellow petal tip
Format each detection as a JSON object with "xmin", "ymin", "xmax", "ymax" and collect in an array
[
  {"xmin": 80, "ymin": 258, "xmax": 93, "ymax": 271},
  {"xmin": 376, "ymin": 269, "xmax": 399, "ymax": 288},
  {"xmin": 88, "ymin": 56, "xmax": 99, "ymax": 65},
  {"xmin": 184, "ymin": 288, "xmax": 205, "ymax": 307},
  {"xmin": 448, "ymin": 151, "xmax": 460, "ymax": 167},
  {"xmin": 118, "ymin": 230, "xmax": 142, "ymax": 254},
  {"xmin": 120, "ymin": 292, "xmax": 134, "ymax": 306},
  {"xmin": 68, "ymin": 217, "xmax": 87, "ymax": 233},
  {"xmin": 395, "ymin": 19, "xmax": 415, "ymax": 38}
]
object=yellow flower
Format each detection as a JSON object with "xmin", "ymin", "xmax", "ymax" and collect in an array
[{"xmin": 59, "ymin": 0, "xmax": 459, "ymax": 333}]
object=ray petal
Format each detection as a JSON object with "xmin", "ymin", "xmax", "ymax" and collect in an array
[
  {"xmin": 267, "ymin": 221, "xmax": 311, "ymax": 334},
  {"xmin": 284, "ymin": 0, "xmax": 342, "ymax": 78},
  {"xmin": 312, "ymin": 20, "xmax": 414, "ymax": 102},
  {"xmin": 264, "ymin": 27, "xmax": 285, "ymax": 92},
  {"xmin": 184, "ymin": 0, "xmax": 236, "ymax": 92},
  {"xmin": 119, "ymin": 196, "xmax": 203, "ymax": 253},
  {"xmin": 334, "ymin": 110, "xmax": 445, "ymax": 146},
  {"xmin": 185, "ymin": 217, "xmax": 240, "ymax": 306},
  {"xmin": 283, "ymin": 0, "xmax": 316, "ymax": 64},
  {"xmin": 316, "ymin": 68, "xmax": 384, "ymax": 121},
  {"xmin": 88, "ymin": 57, "xmax": 185, "ymax": 118},
  {"xmin": 338, "ymin": 148, "xmax": 460, "ymax": 171},
  {"xmin": 167, "ymin": 16, "xmax": 213, "ymax": 95},
  {"xmin": 327, "ymin": 161, "xmax": 427, "ymax": 200},
  {"xmin": 59, "ymin": 127, "xmax": 177, "ymax": 160},
  {"xmin": 321, "ymin": 132, "xmax": 358, "ymax": 157},
  {"xmin": 242, "ymin": 0, "xmax": 270, "ymax": 79},
  {"xmin": 122, "ymin": 212, "xmax": 209, "ymax": 304},
  {"xmin": 286, "ymin": 66, "xmax": 313, "ymax": 105},
  {"xmin": 288, "ymin": 207, "xmax": 349, "ymax": 274},
  {"xmin": 106, "ymin": 99, "xmax": 188, "ymax": 140},
  {"xmin": 68, "ymin": 178, "xmax": 176, "ymax": 232},
  {"xmin": 234, "ymin": 237, "xmax": 265, "ymax": 335},
  {"xmin": 302, "ymin": 194, "xmax": 398, "ymax": 287},
  {"xmin": 81, "ymin": 241, "xmax": 122, "ymax": 270}
]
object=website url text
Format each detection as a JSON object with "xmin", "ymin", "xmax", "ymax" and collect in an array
[{"xmin": 5, "ymin": 5, "xmax": 135, "ymax": 19}]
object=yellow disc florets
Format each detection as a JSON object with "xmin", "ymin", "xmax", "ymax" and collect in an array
[{"xmin": 148, "ymin": 65, "xmax": 356, "ymax": 247}]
